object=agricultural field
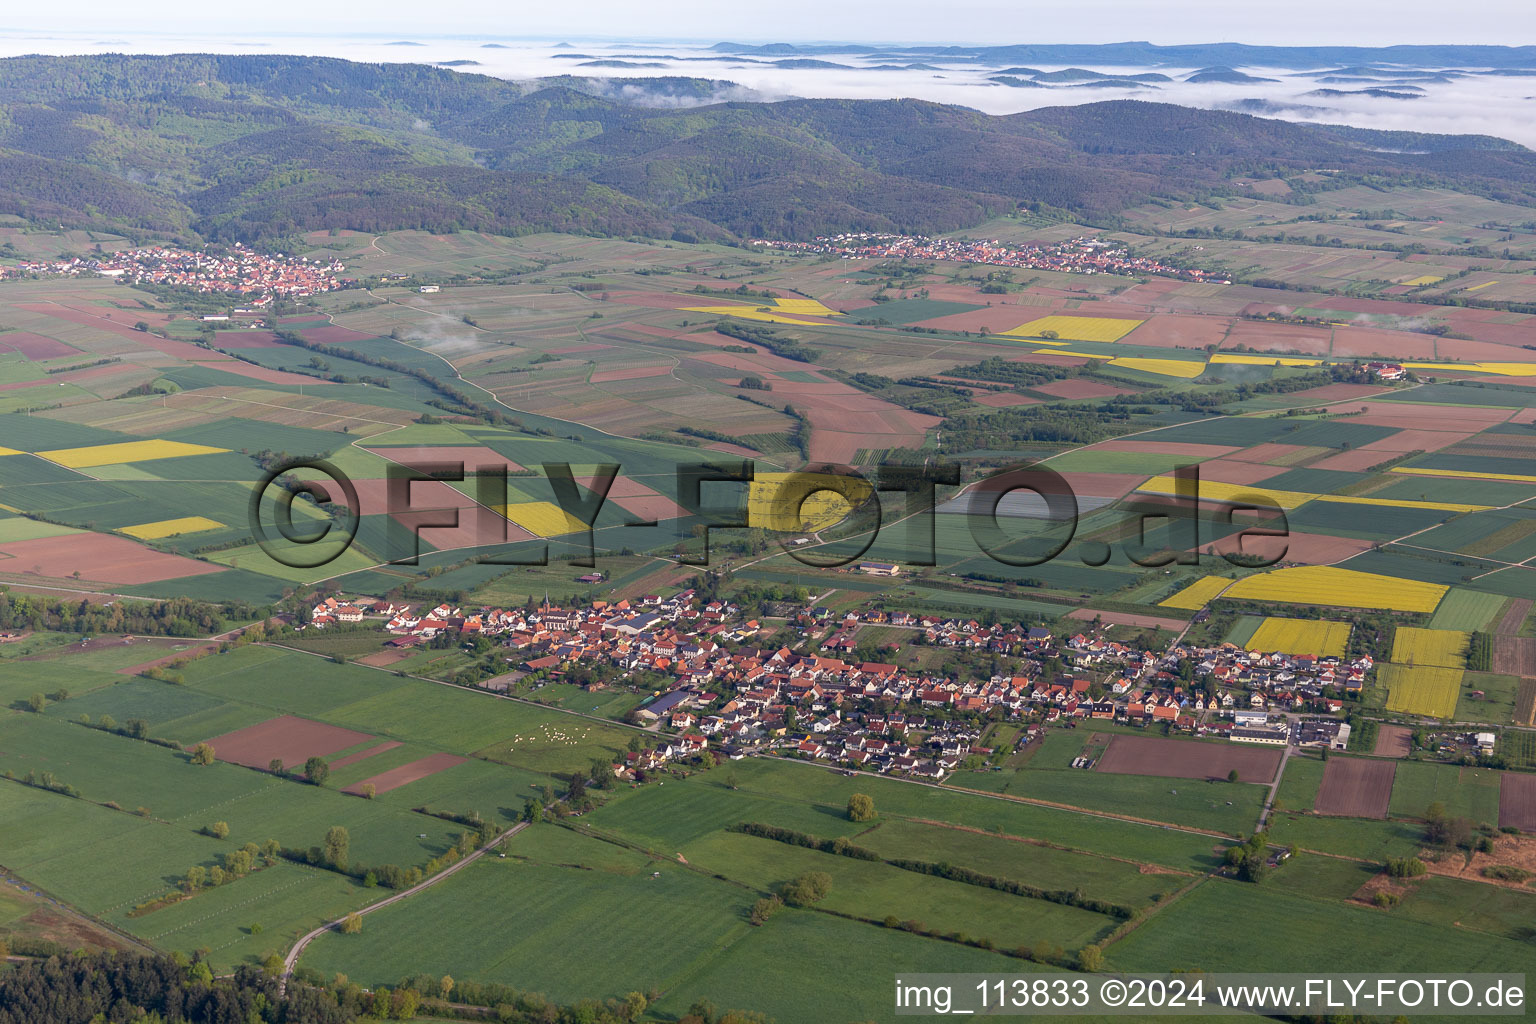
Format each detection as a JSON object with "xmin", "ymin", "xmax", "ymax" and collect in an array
[
  {"xmin": 1222, "ymin": 567, "xmax": 1449, "ymax": 614},
  {"xmin": 1107, "ymin": 879, "xmax": 1536, "ymax": 974},
  {"xmin": 1246, "ymin": 616, "xmax": 1351, "ymax": 657},
  {"xmin": 1, "ymin": 214, "xmax": 1535, "ymax": 1017},
  {"xmin": 1313, "ymin": 757, "xmax": 1395, "ymax": 819},
  {"xmin": 1387, "ymin": 761, "xmax": 1504, "ymax": 825},
  {"xmin": 1381, "ymin": 664, "xmax": 1465, "ymax": 719},
  {"xmin": 1391, "ymin": 626, "xmax": 1470, "ymax": 668}
]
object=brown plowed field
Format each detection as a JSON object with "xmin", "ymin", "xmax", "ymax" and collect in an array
[
  {"xmin": 1065, "ymin": 608, "xmax": 1188, "ymax": 631},
  {"xmin": 1330, "ymin": 327, "xmax": 1438, "ymax": 360},
  {"xmin": 1373, "ymin": 725, "xmax": 1412, "ymax": 758},
  {"xmin": 1513, "ymin": 680, "xmax": 1536, "ymax": 727},
  {"xmin": 1196, "ymin": 459, "xmax": 1289, "ymax": 484},
  {"xmin": 1094, "ymin": 734, "xmax": 1281, "ymax": 782},
  {"xmin": 202, "ymin": 715, "xmax": 374, "ymax": 770},
  {"xmin": 1227, "ymin": 443, "xmax": 1312, "ymax": 465},
  {"xmin": 1498, "ymin": 773, "xmax": 1536, "ymax": 831},
  {"xmin": 1310, "ymin": 448, "xmax": 1394, "ymax": 472},
  {"xmin": 302, "ymin": 325, "xmax": 380, "ymax": 345},
  {"xmin": 345, "ymin": 752, "xmax": 466, "ymax": 795},
  {"xmin": 1207, "ymin": 530, "xmax": 1372, "ymax": 567},
  {"xmin": 1493, "ymin": 637, "xmax": 1536, "ymax": 677},
  {"xmin": 342, "ymin": 477, "xmax": 481, "ymax": 518},
  {"xmin": 1315, "ymin": 757, "xmax": 1395, "ymax": 818},
  {"xmin": 1353, "ymin": 402, "xmax": 1513, "ymax": 432},
  {"xmin": 1496, "ymin": 598, "xmax": 1531, "ymax": 635},
  {"xmin": 0, "ymin": 534, "xmax": 226, "ymax": 585},
  {"xmin": 0, "ymin": 331, "xmax": 79, "ymax": 359},
  {"xmin": 1121, "ymin": 314, "xmax": 1229, "ymax": 349},
  {"xmin": 1222, "ymin": 321, "xmax": 1333, "ymax": 355},
  {"xmin": 1358, "ymin": 428, "xmax": 1475, "ymax": 453},
  {"xmin": 1280, "ymin": 382, "xmax": 1392, "ymax": 404}
]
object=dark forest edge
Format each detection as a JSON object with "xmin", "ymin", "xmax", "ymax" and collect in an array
[{"xmin": 3, "ymin": 54, "xmax": 1536, "ymax": 245}]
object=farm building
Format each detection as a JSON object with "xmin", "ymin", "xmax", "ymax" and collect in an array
[
  {"xmin": 1231, "ymin": 724, "xmax": 1289, "ymax": 745},
  {"xmin": 1296, "ymin": 718, "xmax": 1350, "ymax": 751},
  {"xmin": 858, "ymin": 561, "xmax": 901, "ymax": 576}
]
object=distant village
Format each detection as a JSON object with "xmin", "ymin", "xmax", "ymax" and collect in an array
[
  {"xmin": 750, "ymin": 233, "xmax": 1232, "ymax": 284},
  {"xmin": 304, "ymin": 586, "xmax": 1383, "ymax": 781},
  {"xmin": 1, "ymin": 244, "xmax": 348, "ymax": 302}
]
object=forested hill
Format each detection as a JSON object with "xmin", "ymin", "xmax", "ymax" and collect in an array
[{"xmin": 1, "ymin": 53, "xmax": 1534, "ymax": 244}]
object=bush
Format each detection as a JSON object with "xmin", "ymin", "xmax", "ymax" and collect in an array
[
  {"xmin": 749, "ymin": 896, "xmax": 782, "ymax": 925},
  {"xmin": 778, "ymin": 871, "xmax": 832, "ymax": 907}
]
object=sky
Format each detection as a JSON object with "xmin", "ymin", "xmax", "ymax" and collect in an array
[{"xmin": 7, "ymin": 1, "xmax": 1536, "ymax": 47}]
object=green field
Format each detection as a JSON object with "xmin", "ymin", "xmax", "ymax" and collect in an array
[
  {"xmin": 584, "ymin": 758, "xmax": 1230, "ymax": 874},
  {"xmin": 1108, "ymin": 878, "xmax": 1536, "ymax": 973},
  {"xmin": 0, "ymin": 780, "xmax": 372, "ymax": 969},
  {"xmin": 1011, "ymin": 768, "xmax": 1267, "ymax": 836},
  {"xmin": 1432, "ymin": 590, "xmax": 1516, "ymax": 631},
  {"xmin": 1273, "ymin": 755, "xmax": 1325, "ymax": 813},
  {"xmin": 681, "ymin": 830, "xmax": 1115, "ymax": 952},
  {"xmin": 1265, "ymin": 812, "xmax": 1425, "ymax": 862},
  {"xmin": 1386, "ymin": 761, "xmax": 1504, "ymax": 825},
  {"xmin": 301, "ymin": 826, "xmax": 754, "ymax": 1001},
  {"xmin": 852, "ymin": 818, "xmax": 1188, "ymax": 906}
]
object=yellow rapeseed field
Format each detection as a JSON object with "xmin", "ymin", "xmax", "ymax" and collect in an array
[
  {"xmin": 1390, "ymin": 626, "xmax": 1470, "ymax": 669},
  {"xmin": 748, "ymin": 472, "xmax": 872, "ymax": 532},
  {"xmin": 1389, "ymin": 467, "xmax": 1536, "ymax": 485},
  {"xmin": 768, "ymin": 298, "xmax": 841, "ymax": 316},
  {"xmin": 1136, "ymin": 475, "xmax": 1491, "ymax": 514},
  {"xmin": 680, "ymin": 305, "xmax": 824, "ymax": 325},
  {"xmin": 1400, "ymin": 360, "xmax": 1536, "ymax": 376},
  {"xmin": 0, "ymin": 447, "xmax": 22, "ymax": 457},
  {"xmin": 1400, "ymin": 275, "xmax": 1444, "ymax": 287},
  {"xmin": 1208, "ymin": 354, "xmax": 1323, "ymax": 367},
  {"xmin": 1004, "ymin": 315, "xmax": 1144, "ymax": 343},
  {"xmin": 680, "ymin": 296, "xmax": 839, "ymax": 325},
  {"xmin": 120, "ymin": 516, "xmax": 226, "ymax": 540},
  {"xmin": 39, "ymin": 439, "xmax": 228, "ymax": 468},
  {"xmin": 1224, "ymin": 566, "xmax": 1448, "ymax": 613},
  {"xmin": 1109, "ymin": 357, "xmax": 1206, "ymax": 378},
  {"xmin": 499, "ymin": 502, "xmax": 590, "ymax": 538},
  {"xmin": 1159, "ymin": 575, "xmax": 1234, "ymax": 610},
  {"xmin": 1381, "ymin": 663, "xmax": 1463, "ymax": 719},
  {"xmin": 1247, "ymin": 617, "xmax": 1352, "ymax": 657}
]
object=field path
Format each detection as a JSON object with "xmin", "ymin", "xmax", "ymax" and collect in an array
[
  {"xmin": 279, "ymin": 820, "xmax": 528, "ymax": 992},
  {"xmin": 1255, "ymin": 739, "xmax": 1293, "ymax": 832}
]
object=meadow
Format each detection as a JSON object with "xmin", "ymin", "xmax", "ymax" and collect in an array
[
  {"xmin": 300, "ymin": 828, "xmax": 756, "ymax": 1002},
  {"xmin": 1107, "ymin": 878, "xmax": 1536, "ymax": 974}
]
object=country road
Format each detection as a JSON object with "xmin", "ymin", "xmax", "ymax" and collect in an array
[{"xmin": 279, "ymin": 820, "xmax": 528, "ymax": 992}]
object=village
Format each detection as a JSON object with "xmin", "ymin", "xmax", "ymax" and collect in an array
[
  {"xmin": 1, "ymin": 243, "xmax": 348, "ymax": 301},
  {"xmin": 302, "ymin": 584, "xmax": 1397, "ymax": 783},
  {"xmin": 750, "ymin": 233, "xmax": 1232, "ymax": 284}
]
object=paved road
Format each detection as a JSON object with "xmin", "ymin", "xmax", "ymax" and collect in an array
[
  {"xmin": 279, "ymin": 820, "xmax": 528, "ymax": 992},
  {"xmin": 1256, "ymin": 736, "xmax": 1294, "ymax": 833}
]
